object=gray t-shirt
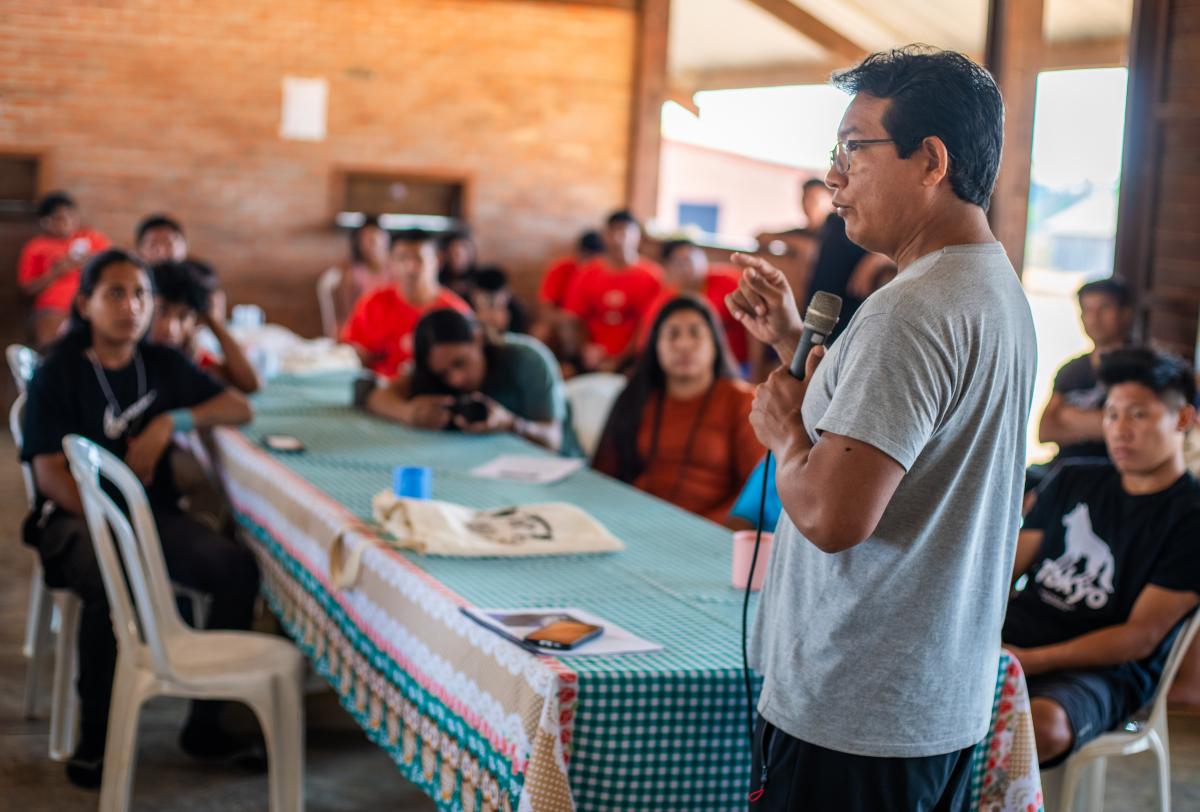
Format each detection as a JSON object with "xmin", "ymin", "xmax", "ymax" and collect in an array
[{"xmin": 750, "ymin": 242, "xmax": 1036, "ymax": 758}]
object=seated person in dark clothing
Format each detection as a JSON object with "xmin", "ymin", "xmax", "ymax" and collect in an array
[
  {"xmin": 364, "ymin": 308, "xmax": 578, "ymax": 455},
  {"xmin": 1038, "ymin": 278, "xmax": 1133, "ymax": 464},
  {"xmin": 437, "ymin": 229, "xmax": 478, "ymax": 300},
  {"xmin": 1004, "ymin": 348, "xmax": 1200, "ymax": 768},
  {"xmin": 19, "ymin": 249, "xmax": 260, "ymax": 788},
  {"xmin": 471, "ymin": 265, "xmax": 529, "ymax": 336}
]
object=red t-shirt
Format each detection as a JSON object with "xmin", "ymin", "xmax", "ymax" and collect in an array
[
  {"xmin": 563, "ymin": 258, "xmax": 663, "ymax": 358},
  {"xmin": 17, "ymin": 229, "xmax": 111, "ymax": 312},
  {"xmin": 340, "ymin": 286, "xmax": 471, "ymax": 378},
  {"xmin": 538, "ymin": 256, "xmax": 580, "ymax": 307},
  {"xmin": 640, "ymin": 266, "xmax": 747, "ymax": 363}
]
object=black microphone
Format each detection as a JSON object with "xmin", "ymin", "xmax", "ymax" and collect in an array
[{"xmin": 788, "ymin": 291, "xmax": 843, "ymax": 380}]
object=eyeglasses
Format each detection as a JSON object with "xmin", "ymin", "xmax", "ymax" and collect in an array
[{"xmin": 829, "ymin": 139, "xmax": 895, "ymax": 174}]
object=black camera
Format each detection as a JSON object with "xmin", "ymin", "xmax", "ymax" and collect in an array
[{"xmin": 449, "ymin": 394, "xmax": 489, "ymax": 425}]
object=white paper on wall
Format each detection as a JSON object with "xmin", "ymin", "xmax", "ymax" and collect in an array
[{"xmin": 279, "ymin": 76, "xmax": 327, "ymax": 141}]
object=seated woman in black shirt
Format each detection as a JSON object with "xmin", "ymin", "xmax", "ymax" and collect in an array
[
  {"xmin": 1005, "ymin": 348, "xmax": 1200, "ymax": 767},
  {"xmin": 20, "ymin": 249, "xmax": 259, "ymax": 788}
]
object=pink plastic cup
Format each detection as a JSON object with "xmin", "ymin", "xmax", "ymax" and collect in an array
[{"xmin": 732, "ymin": 530, "xmax": 774, "ymax": 591}]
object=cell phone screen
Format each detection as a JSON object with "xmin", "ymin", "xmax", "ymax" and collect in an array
[{"xmin": 524, "ymin": 619, "xmax": 604, "ymax": 650}]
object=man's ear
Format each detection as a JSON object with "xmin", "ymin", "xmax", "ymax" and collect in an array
[
  {"xmin": 1177, "ymin": 403, "xmax": 1198, "ymax": 433},
  {"xmin": 919, "ymin": 136, "xmax": 951, "ymax": 189}
]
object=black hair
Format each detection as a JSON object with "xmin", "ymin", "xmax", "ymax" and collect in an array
[
  {"xmin": 606, "ymin": 209, "xmax": 638, "ymax": 228},
  {"xmin": 135, "ymin": 213, "xmax": 184, "ymax": 244},
  {"xmin": 349, "ymin": 215, "xmax": 383, "ymax": 264},
  {"xmin": 660, "ymin": 239, "xmax": 696, "ymax": 263},
  {"xmin": 390, "ymin": 228, "xmax": 437, "ymax": 247},
  {"xmin": 409, "ymin": 308, "xmax": 500, "ymax": 396},
  {"xmin": 150, "ymin": 259, "xmax": 213, "ymax": 314},
  {"xmin": 473, "ymin": 265, "xmax": 510, "ymax": 293},
  {"xmin": 1100, "ymin": 348, "xmax": 1196, "ymax": 410},
  {"xmin": 438, "ymin": 229, "xmax": 473, "ymax": 251},
  {"xmin": 578, "ymin": 230, "xmax": 605, "ymax": 256},
  {"xmin": 1077, "ymin": 277, "xmax": 1132, "ymax": 309},
  {"xmin": 595, "ymin": 296, "xmax": 737, "ymax": 484},
  {"xmin": 51, "ymin": 248, "xmax": 151, "ymax": 356},
  {"xmin": 802, "ymin": 178, "xmax": 828, "ymax": 194},
  {"xmin": 831, "ymin": 46, "xmax": 1004, "ymax": 209},
  {"xmin": 37, "ymin": 191, "xmax": 75, "ymax": 220}
]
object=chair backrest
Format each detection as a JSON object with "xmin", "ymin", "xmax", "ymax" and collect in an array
[
  {"xmin": 62, "ymin": 435, "xmax": 186, "ymax": 677},
  {"xmin": 316, "ymin": 266, "xmax": 343, "ymax": 340},
  {"xmin": 9, "ymin": 393, "xmax": 36, "ymax": 509},
  {"xmin": 6, "ymin": 344, "xmax": 39, "ymax": 394},
  {"xmin": 1145, "ymin": 609, "xmax": 1200, "ymax": 728},
  {"xmin": 563, "ymin": 372, "xmax": 627, "ymax": 459}
]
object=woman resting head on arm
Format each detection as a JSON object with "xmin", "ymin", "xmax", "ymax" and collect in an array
[{"xmin": 593, "ymin": 296, "xmax": 764, "ymax": 524}]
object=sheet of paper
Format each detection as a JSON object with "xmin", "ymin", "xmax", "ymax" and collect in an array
[
  {"xmin": 280, "ymin": 76, "xmax": 327, "ymax": 141},
  {"xmin": 461, "ymin": 607, "xmax": 662, "ymax": 657},
  {"xmin": 469, "ymin": 454, "xmax": 584, "ymax": 485}
]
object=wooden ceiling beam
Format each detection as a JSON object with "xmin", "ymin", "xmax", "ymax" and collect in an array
[
  {"xmin": 675, "ymin": 60, "xmax": 846, "ymax": 91},
  {"xmin": 743, "ymin": 0, "xmax": 867, "ymax": 62}
]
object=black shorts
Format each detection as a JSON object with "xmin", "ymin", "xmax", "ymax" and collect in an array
[
  {"xmin": 749, "ymin": 716, "xmax": 975, "ymax": 811},
  {"xmin": 1025, "ymin": 666, "xmax": 1150, "ymax": 767}
]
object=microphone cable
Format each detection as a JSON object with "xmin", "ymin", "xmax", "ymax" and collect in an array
[{"xmin": 740, "ymin": 449, "xmax": 772, "ymax": 745}]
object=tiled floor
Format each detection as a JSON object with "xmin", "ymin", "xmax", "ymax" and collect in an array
[{"xmin": 1, "ymin": 429, "xmax": 1198, "ymax": 810}]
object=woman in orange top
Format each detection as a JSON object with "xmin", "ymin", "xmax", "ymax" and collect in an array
[{"xmin": 594, "ymin": 296, "xmax": 764, "ymax": 525}]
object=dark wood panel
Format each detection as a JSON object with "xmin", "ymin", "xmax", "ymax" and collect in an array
[{"xmin": 1117, "ymin": 0, "xmax": 1200, "ymax": 354}]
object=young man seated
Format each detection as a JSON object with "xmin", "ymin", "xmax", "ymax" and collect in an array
[
  {"xmin": 364, "ymin": 308, "xmax": 579, "ymax": 455},
  {"xmin": 470, "ymin": 265, "xmax": 529, "ymax": 336},
  {"xmin": 340, "ymin": 229, "xmax": 471, "ymax": 378},
  {"xmin": 20, "ymin": 249, "xmax": 260, "ymax": 787},
  {"xmin": 150, "ymin": 260, "xmax": 260, "ymax": 393},
  {"xmin": 1004, "ymin": 348, "xmax": 1200, "ymax": 767},
  {"xmin": 18, "ymin": 192, "xmax": 111, "ymax": 349},
  {"xmin": 1037, "ymin": 278, "xmax": 1134, "ymax": 467},
  {"xmin": 561, "ymin": 210, "xmax": 663, "ymax": 373}
]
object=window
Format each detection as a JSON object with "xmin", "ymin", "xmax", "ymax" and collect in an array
[
  {"xmin": 677, "ymin": 202, "xmax": 719, "ymax": 235},
  {"xmin": 336, "ymin": 170, "xmax": 467, "ymax": 232}
]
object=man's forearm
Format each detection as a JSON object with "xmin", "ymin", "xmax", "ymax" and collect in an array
[
  {"xmin": 513, "ymin": 417, "xmax": 561, "ymax": 452},
  {"xmin": 1020, "ymin": 623, "xmax": 1162, "ymax": 675},
  {"xmin": 365, "ymin": 386, "xmax": 413, "ymax": 424},
  {"xmin": 187, "ymin": 390, "xmax": 252, "ymax": 428},
  {"xmin": 1041, "ymin": 405, "xmax": 1103, "ymax": 445}
]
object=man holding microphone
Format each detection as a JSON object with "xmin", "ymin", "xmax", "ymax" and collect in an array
[{"xmin": 729, "ymin": 47, "xmax": 1037, "ymax": 809}]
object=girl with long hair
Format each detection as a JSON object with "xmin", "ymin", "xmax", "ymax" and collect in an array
[
  {"xmin": 19, "ymin": 249, "xmax": 260, "ymax": 787},
  {"xmin": 594, "ymin": 296, "xmax": 763, "ymax": 524}
]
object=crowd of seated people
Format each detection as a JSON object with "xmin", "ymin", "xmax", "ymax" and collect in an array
[{"xmin": 13, "ymin": 187, "xmax": 1200, "ymax": 785}]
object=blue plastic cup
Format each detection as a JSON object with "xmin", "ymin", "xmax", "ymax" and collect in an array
[{"xmin": 393, "ymin": 466, "xmax": 432, "ymax": 500}]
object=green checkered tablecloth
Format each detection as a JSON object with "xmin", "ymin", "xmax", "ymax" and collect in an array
[
  {"xmin": 237, "ymin": 373, "xmax": 761, "ymax": 810},
  {"xmin": 226, "ymin": 373, "xmax": 1040, "ymax": 812}
]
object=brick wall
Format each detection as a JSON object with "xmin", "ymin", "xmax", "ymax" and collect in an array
[{"xmin": 0, "ymin": 0, "xmax": 635, "ymax": 335}]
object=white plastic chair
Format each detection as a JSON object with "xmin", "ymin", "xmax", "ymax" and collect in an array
[
  {"xmin": 563, "ymin": 372, "xmax": 627, "ymax": 459},
  {"xmin": 316, "ymin": 266, "xmax": 342, "ymax": 340},
  {"xmin": 10, "ymin": 392, "xmax": 83, "ymax": 762},
  {"xmin": 63, "ymin": 435, "xmax": 305, "ymax": 812},
  {"xmin": 6, "ymin": 342, "xmax": 39, "ymax": 393},
  {"xmin": 1053, "ymin": 611, "xmax": 1200, "ymax": 812}
]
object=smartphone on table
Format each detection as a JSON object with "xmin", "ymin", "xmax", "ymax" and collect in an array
[{"xmin": 524, "ymin": 617, "xmax": 605, "ymax": 651}]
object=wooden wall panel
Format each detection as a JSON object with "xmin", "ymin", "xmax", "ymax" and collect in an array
[{"xmin": 1114, "ymin": 0, "xmax": 1200, "ymax": 360}]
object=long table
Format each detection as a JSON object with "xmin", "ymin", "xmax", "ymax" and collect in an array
[{"xmin": 212, "ymin": 372, "xmax": 1042, "ymax": 812}]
